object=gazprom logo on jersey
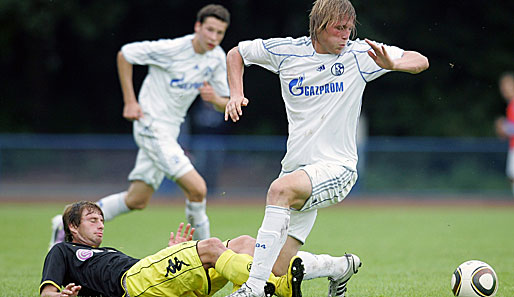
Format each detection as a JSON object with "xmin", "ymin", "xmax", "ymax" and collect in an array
[
  {"xmin": 288, "ymin": 75, "xmax": 344, "ymax": 97},
  {"xmin": 170, "ymin": 77, "xmax": 203, "ymax": 90}
]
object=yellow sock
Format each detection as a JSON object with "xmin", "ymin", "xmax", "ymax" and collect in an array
[
  {"xmin": 215, "ymin": 250, "xmax": 283, "ymax": 294},
  {"xmin": 215, "ymin": 250, "xmax": 253, "ymax": 286}
]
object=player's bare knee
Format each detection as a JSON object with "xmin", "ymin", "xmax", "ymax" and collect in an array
[
  {"xmin": 228, "ymin": 235, "xmax": 255, "ymax": 255},
  {"xmin": 267, "ymin": 181, "xmax": 293, "ymax": 206}
]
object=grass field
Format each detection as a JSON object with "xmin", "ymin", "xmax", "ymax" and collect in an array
[{"xmin": 1, "ymin": 201, "xmax": 513, "ymax": 297}]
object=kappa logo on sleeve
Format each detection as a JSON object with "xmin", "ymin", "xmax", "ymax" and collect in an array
[{"xmin": 165, "ymin": 257, "xmax": 191, "ymax": 277}]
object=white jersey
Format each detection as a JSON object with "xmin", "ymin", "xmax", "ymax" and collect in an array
[
  {"xmin": 121, "ymin": 34, "xmax": 230, "ymax": 127},
  {"xmin": 238, "ymin": 37, "xmax": 404, "ymax": 171}
]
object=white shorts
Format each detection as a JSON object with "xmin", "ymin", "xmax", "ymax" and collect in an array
[
  {"xmin": 128, "ymin": 116, "xmax": 194, "ymax": 190},
  {"xmin": 506, "ymin": 148, "xmax": 514, "ymax": 179},
  {"xmin": 281, "ymin": 162, "xmax": 358, "ymax": 244}
]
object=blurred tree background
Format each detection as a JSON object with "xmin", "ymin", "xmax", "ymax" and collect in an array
[{"xmin": 1, "ymin": 0, "xmax": 513, "ymax": 136}]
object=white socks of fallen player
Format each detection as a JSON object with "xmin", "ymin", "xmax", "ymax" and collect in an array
[
  {"xmin": 246, "ymin": 205, "xmax": 290, "ymax": 295},
  {"xmin": 185, "ymin": 199, "xmax": 210, "ymax": 240},
  {"xmin": 97, "ymin": 191, "xmax": 130, "ymax": 221},
  {"xmin": 296, "ymin": 251, "xmax": 349, "ymax": 280}
]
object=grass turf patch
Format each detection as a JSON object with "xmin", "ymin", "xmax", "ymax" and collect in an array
[{"xmin": 1, "ymin": 201, "xmax": 513, "ymax": 296}]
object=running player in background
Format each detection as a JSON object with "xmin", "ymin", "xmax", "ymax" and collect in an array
[
  {"xmin": 41, "ymin": 201, "xmax": 303, "ymax": 297},
  {"xmin": 495, "ymin": 72, "xmax": 514, "ymax": 195},
  {"xmin": 49, "ymin": 4, "xmax": 233, "ymax": 247},
  {"xmin": 224, "ymin": 0, "xmax": 429, "ymax": 296}
]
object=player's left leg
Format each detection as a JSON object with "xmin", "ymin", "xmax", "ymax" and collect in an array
[
  {"xmin": 176, "ymin": 169, "xmax": 210, "ymax": 240},
  {"xmin": 296, "ymin": 251, "xmax": 361, "ymax": 297}
]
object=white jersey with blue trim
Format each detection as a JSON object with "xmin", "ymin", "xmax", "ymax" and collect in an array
[
  {"xmin": 121, "ymin": 34, "xmax": 229, "ymax": 126},
  {"xmin": 238, "ymin": 37, "xmax": 404, "ymax": 171}
]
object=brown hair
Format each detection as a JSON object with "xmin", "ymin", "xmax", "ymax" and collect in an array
[
  {"xmin": 197, "ymin": 4, "xmax": 230, "ymax": 26},
  {"xmin": 309, "ymin": 0, "xmax": 357, "ymax": 42},
  {"xmin": 63, "ymin": 201, "xmax": 104, "ymax": 242}
]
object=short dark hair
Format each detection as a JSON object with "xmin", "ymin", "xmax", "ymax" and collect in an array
[
  {"xmin": 197, "ymin": 4, "xmax": 230, "ymax": 26},
  {"xmin": 63, "ymin": 201, "xmax": 104, "ymax": 242}
]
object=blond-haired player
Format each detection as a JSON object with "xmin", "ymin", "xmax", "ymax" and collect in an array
[{"xmin": 224, "ymin": 0, "xmax": 429, "ymax": 296}]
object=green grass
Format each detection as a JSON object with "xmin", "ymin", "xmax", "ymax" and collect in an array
[{"xmin": 1, "ymin": 202, "xmax": 513, "ymax": 296}]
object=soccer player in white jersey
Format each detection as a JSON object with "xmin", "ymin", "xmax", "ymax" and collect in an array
[
  {"xmin": 224, "ymin": 0, "xmax": 429, "ymax": 296},
  {"xmin": 49, "ymin": 4, "xmax": 232, "ymax": 246}
]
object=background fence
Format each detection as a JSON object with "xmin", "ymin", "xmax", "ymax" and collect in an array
[{"xmin": 0, "ymin": 133, "xmax": 511, "ymax": 202}]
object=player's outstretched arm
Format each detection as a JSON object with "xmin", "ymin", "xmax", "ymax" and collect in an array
[
  {"xmin": 168, "ymin": 223, "xmax": 195, "ymax": 247},
  {"xmin": 365, "ymin": 39, "xmax": 429, "ymax": 74},
  {"xmin": 225, "ymin": 46, "xmax": 250, "ymax": 122},
  {"xmin": 41, "ymin": 283, "xmax": 81, "ymax": 297},
  {"xmin": 117, "ymin": 51, "xmax": 143, "ymax": 121}
]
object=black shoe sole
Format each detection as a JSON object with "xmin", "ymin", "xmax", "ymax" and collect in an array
[
  {"xmin": 290, "ymin": 257, "xmax": 304, "ymax": 297},
  {"xmin": 265, "ymin": 281, "xmax": 276, "ymax": 297}
]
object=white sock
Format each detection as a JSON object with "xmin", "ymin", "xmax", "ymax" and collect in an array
[
  {"xmin": 296, "ymin": 251, "xmax": 349, "ymax": 280},
  {"xmin": 185, "ymin": 199, "xmax": 210, "ymax": 240},
  {"xmin": 246, "ymin": 205, "xmax": 290, "ymax": 295},
  {"xmin": 97, "ymin": 191, "xmax": 130, "ymax": 221}
]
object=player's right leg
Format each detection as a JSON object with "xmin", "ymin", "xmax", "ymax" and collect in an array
[
  {"xmin": 176, "ymin": 169, "xmax": 210, "ymax": 240},
  {"xmin": 233, "ymin": 170, "xmax": 312, "ymax": 297}
]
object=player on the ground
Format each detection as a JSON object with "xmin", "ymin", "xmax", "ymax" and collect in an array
[
  {"xmin": 49, "ymin": 4, "xmax": 234, "ymax": 247},
  {"xmin": 495, "ymin": 72, "xmax": 514, "ymax": 195},
  {"xmin": 40, "ymin": 201, "xmax": 303, "ymax": 297},
  {"xmin": 224, "ymin": 0, "xmax": 429, "ymax": 296}
]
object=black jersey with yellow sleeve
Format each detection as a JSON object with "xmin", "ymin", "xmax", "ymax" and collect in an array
[{"xmin": 40, "ymin": 242, "xmax": 139, "ymax": 297}]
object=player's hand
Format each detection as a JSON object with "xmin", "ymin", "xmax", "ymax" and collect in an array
[
  {"xmin": 199, "ymin": 82, "xmax": 217, "ymax": 103},
  {"xmin": 224, "ymin": 95, "xmax": 250, "ymax": 122},
  {"xmin": 123, "ymin": 101, "xmax": 144, "ymax": 121},
  {"xmin": 168, "ymin": 223, "xmax": 195, "ymax": 246},
  {"xmin": 60, "ymin": 283, "xmax": 81, "ymax": 296},
  {"xmin": 365, "ymin": 39, "xmax": 395, "ymax": 70}
]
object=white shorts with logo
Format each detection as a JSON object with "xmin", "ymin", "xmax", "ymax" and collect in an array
[
  {"xmin": 128, "ymin": 116, "xmax": 194, "ymax": 190},
  {"xmin": 281, "ymin": 162, "xmax": 358, "ymax": 244}
]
